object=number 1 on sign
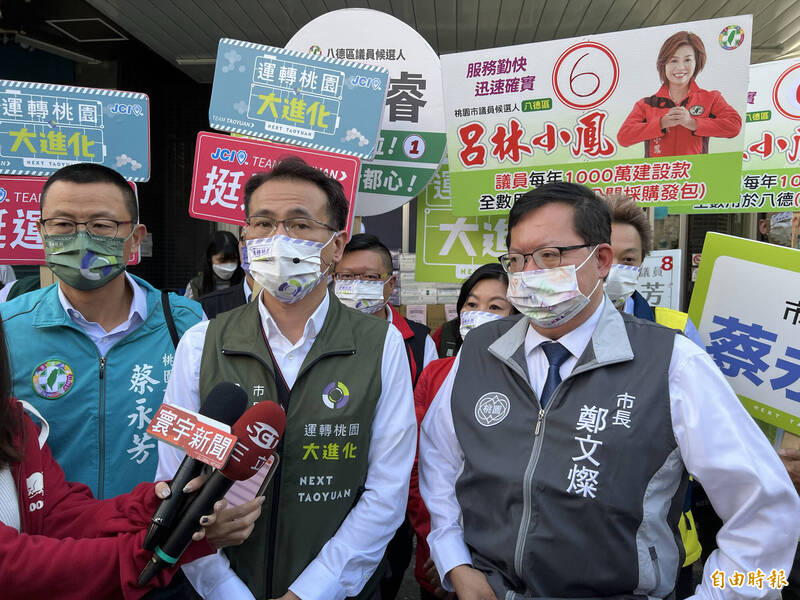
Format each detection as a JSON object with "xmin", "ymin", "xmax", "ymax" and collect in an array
[{"xmin": 403, "ymin": 134, "xmax": 425, "ymax": 159}]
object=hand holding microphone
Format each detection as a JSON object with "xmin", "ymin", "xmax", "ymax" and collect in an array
[
  {"xmin": 143, "ymin": 382, "xmax": 249, "ymax": 551},
  {"xmin": 138, "ymin": 400, "xmax": 287, "ymax": 585}
]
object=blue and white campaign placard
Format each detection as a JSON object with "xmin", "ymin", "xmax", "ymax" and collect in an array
[
  {"xmin": 208, "ymin": 39, "xmax": 389, "ymax": 160},
  {"xmin": 0, "ymin": 80, "xmax": 150, "ymax": 181}
]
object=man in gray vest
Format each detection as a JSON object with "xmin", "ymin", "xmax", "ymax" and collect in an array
[
  {"xmin": 156, "ymin": 157, "xmax": 416, "ymax": 600},
  {"xmin": 419, "ymin": 182, "xmax": 800, "ymax": 600}
]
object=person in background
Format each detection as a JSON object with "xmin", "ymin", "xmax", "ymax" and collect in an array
[
  {"xmin": 617, "ymin": 31, "xmax": 741, "ymax": 157},
  {"xmin": 408, "ymin": 263, "xmax": 516, "ymax": 600},
  {"xmin": 332, "ymin": 234, "xmax": 436, "ymax": 600},
  {"xmin": 419, "ymin": 181, "xmax": 799, "ymax": 600},
  {"xmin": 0, "ymin": 163, "xmax": 204, "ymax": 500},
  {"xmin": 200, "ymin": 228, "xmax": 255, "ymax": 319},
  {"xmin": 602, "ymin": 193, "xmax": 704, "ymax": 599},
  {"xmin": 430, "ymin": 266, "xmax": 513, "ymax": 359},
  {"xmin": 334, "ymin": 233, "xmax": 437, "ymax": 387},
  {"xmin": 603, "ymin": 194, "xmax": 702, "ymax": 344},
  {"xmin": 186, "ymin": 231, "xmax": 245, "ymax": 300}
]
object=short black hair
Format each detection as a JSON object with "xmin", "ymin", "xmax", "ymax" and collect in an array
[
  {"xmin": 199, "ymin": 231, "xmax": 244, "ymax": 296},
  {"xmin": 41, "ymin": 163, "xmax": 138, "ymax": 223},
  {"xmin": 456, "ymin": 263, "xmax": 513, "ymax": 315},
  {"xmin": 506, "ymin": 182, "xmax": 611, "ymax": 249},
  {"xmin": 243, "ymin": 156, "xmax": 349, "ymax": 231},
  {"xmin": 340, "ymin": 233, "xmax": 393, "ymax": 273}
]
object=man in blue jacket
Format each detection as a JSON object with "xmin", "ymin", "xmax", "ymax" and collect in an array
[{"xmin": 1, "ymin": 163, "xmax": 204, "ymax": 499}]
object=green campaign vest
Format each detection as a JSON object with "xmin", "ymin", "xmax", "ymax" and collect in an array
[{"xmin": 199, "ymin": 295, "xmax": 389, "ymax": 599}]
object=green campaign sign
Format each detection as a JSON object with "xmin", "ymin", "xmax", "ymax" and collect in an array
[
  {"xmin": 416, "ymin": 161, "xmax": 507, "ymax": 283},
  {"xmin": 688, "ymin": 233, "xmax": 800, "ymax": 435},
  {"xmin": 440, "ymin": 16, "xmax": 751, "ymax": 215},
  {"xmin": 671, "ymin": 59, "xmax": 800, "ymax": 214}
]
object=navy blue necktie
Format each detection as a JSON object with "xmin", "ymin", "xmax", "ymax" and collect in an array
[{"xmin": 540, "ymin": 341, "xmax": 571, "ymax": 408}]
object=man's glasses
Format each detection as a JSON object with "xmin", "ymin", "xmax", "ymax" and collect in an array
[
  {"xmin": 40, "ymin": 218, "xmax": 134, "ymax": 238},
  {"xmin": 245, "ymin": 216, "xmax": 335, "ymax": 239},
  {"xmin": 499, "ymin": 244, "xmax": 595, "ymax": 272},
  {"xmin": 334, "ymin": 272, "xmax": 390, "ymax": 282}
]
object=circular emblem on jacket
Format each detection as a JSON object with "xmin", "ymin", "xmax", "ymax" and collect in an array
[
  {"xmin": 474, "ymin": 392, "xmax": 510, "ymax": 427},
  {"xmin": 32, "ymin": 360, "xmax": 74, "ymax": 399},
  {"xmin": 689, "ymin": 105, "xmax": 704, "ymax": 116},
  {"xmin": 322, "ymin": 381, "xmax": 350, "ymax": 409}
]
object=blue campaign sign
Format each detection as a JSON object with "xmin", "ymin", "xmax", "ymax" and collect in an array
[
  {"xmin": 209, "ymin": 39, "xmax": 389, "ymax": 160},
  {"xmin": 0, "ymin": 80, "xmax": 150, "ymax": 181}
]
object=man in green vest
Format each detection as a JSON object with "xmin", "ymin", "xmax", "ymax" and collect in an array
[{"xmin": 156, "ymin": 156, "xmax": 416, "ymax": 600}]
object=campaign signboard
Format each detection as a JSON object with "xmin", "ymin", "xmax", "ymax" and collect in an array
[
  {"xmin": 0, "ymin": 175, "xmax": 139, "ymax": 265},
  {"xmin": 416, "ymin": 160, "xmax": 508, "ymax": 283},
  {"xmin": 189, "ymin": 132, "xmax": 360, "ymax": 237},
  {"xmin": 671, "ymin": 59, "xmax": 800, "ymax": 214},
  {"xmin": 208, "ymin": 39, "xmax": 388, "ymax": 161},
  {"xmin": 688, "ymin": 233, "xmax": 800, "ymax": 436},
  {"xmin": 441, "ymin": 16, "xmax": 751, "ymax": 216},
  {"xmin": 0, "ymin": 80, "xmax": 150, "ymax": 180},
  {"xmin": 288, "ymin": 8, "xmax": 446, "ymax": 216},
  {"xmin": 636, "ymin": 249, "xmax": 682, "ymax": 311}
]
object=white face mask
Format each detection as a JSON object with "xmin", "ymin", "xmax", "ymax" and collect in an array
[
  {"xmin": 604, "ymin": 264, "xmax": 641, "ymax": 308},
  {"xmin": 459, "ymin": 310, "xmax": 504, "ymax": 339},
  {"xmin": 246, "ymin": 233, "xmax": 336, "ymax": 304},
  {"xmin": 506, "ymin": 246, "xmax": 601, "ymax": 329},
  {"xmin": 334, "ymin": 279, "xmax": 388, "ymax": 314},
  {"xmin": 212, "ymin": 262, "xmax": 238, "ymax": 281}
]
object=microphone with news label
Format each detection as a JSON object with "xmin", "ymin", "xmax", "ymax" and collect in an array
[
  {"xmin": 137, "ymin": 401, "xmax": 286, "ymax": 586},
  {"xmin": 143, "ymin": 382, "xmax": 249, "ymax": 550}
]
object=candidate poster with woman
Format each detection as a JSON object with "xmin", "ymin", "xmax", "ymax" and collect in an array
[
  {"xmin": 441, "ymin": 16, "xmax": 751, "ymax": 215},
  {"xmin": 670, "ymin": 58, "xmax": 800, "ymax": 214}
]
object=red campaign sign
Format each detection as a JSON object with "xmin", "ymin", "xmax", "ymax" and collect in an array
[
  {"xmin": 0, "ymin": 176, "xmax": 140, "ymax": 265},
  {"xmin": 147, "ymin": 403, "xmax": 237, "ymax": 470},
  {"xmin": 189, "ymin": 132, "xmax": 360, "ymax": 237}
]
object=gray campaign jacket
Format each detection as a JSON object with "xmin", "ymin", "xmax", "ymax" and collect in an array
[{"xmin": 451, "ymin": 300, "xmax": 686, "ymax": 600}]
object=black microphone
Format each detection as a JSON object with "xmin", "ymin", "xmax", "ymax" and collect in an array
[
  {"xmin": 138, "ymin": 401, "xmax": 286, "ymax": 585},
  {"xmin": 143, "ymin": 382, "xmax": 248, "ymax": 551}
]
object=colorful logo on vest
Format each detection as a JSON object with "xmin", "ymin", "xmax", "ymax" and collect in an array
[
  {"xmin": 474, "ymin": 392, "xmax": 510, "ymax": 427},
  {"xmin": 322, "ymin": 381, "xmax": 350, "ymax": 409},
  {"xmin": 689, "ymin": 105, "xmax": 705, "ymax": 116},
  {"xmin": 31, "ymin": 360, "xmax": 74, "ymax": 399}
]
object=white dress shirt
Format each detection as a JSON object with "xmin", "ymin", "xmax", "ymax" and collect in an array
[
  {"xmin": 419, "ymin": 297, "xmax": 800, "ymax": 600},
  {"xmin": 242, "ymin": 278, "xmax": 252, "ymax": 303},
  {"xmin": 386, "ymin": 306, "xmax": 438, "ymax": 371},
  {"xmin": 0, "ymin": 282, "xmax": 15, "ymax": 303},
  {"xmin": 58, "ymin": 273, "xmax": 147, "ymax": 357},
  {"xmin": 0, "ymin": 466, "xmax": 20, "ymax": 531},
  {"xmin": 156, "ymin": 291, "xmax": 416, "ymax": 600}
]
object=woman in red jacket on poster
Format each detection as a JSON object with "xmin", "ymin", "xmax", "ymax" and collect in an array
[
  {"xmin": 0, "ymin": 317, "xmax": 249, "ymax": 600},
  {"xmin": 617, "ymin": 31, "xmax": 742, "ymax": 157},
  {"xmin": 408, "ymin": 264, "xmax": 516, "ymax": 600}
]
